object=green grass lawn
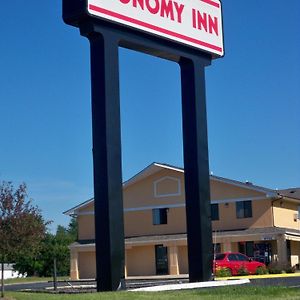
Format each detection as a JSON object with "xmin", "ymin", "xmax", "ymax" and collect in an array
[{"xmin": 4, "ymin": 286, "xmax": 300, "ymax": 300}]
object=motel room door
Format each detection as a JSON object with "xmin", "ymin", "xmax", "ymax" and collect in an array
[{"xmin": 155, "ymin": 245, "xmax": 168, "ymax": 275}]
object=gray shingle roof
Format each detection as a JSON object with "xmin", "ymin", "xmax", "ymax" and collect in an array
[{"xmin": 278, "ymin": 188, "xmax": 300, "ymax": 201}]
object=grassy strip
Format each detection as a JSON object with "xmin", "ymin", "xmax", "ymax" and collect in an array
[
  {"xmin": 5, "ymin": 286, "xmax": 300, "ymax": 300},
  {"xmin": 4, "ymin": 277, "xmax": 69, "ymax": 285}
]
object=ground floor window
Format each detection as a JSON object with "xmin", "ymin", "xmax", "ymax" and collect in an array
[
  {"xmin": 213, "ymin": 243, "xmax": 221, "ymax": 255},
  {"xmin": 238, "ymin": 241, "xmax": 272, "ymax": 265},
  {"xmin": 238, "ymin": 241, "xmax": 254, "ymax": 257}
]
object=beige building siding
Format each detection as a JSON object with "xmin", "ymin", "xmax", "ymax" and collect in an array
[
  {"xmin": 123, "ymin": 170, "xmax": 185, "ymax": 209},
  {"xmin": 78, "ymin": 170, "xmax": 275, "ymax": 240},
  {"xmin": 273, "ymin": 201, "xmax": 300, "ymax": 229},
  {"xmin": 124, "ymin": 169, "xmax": 268, "ymax": 209},
  {"xmin": 178, "ymin": 246, "xmax": 188, "ymax": 274},
  {"xmin": 78, "ymin": 198, "xmax": 273, "ymax": 240},
  {"xmin": 210, "ymin": 180, "xmax": 264, "ymax": 200},
  {"xmin": 79, "ymin": 202, "xmax": 94, "ymax": 213},
  {"xmin": 213, "ymin": 199, "xmax": 273, "ymax": 231},
  {"xmin": 126, "ymin": 246, "xmax": 156, "ymax": 276},
  {"xmin": 78, "ymin": 215, "xmax": 95, "ymax": 240},
  {"xmin": 231, "ymin": 242, "xmax": 239, "ymax": 252},
  {"xmin": 78, "ymin": 252, "xmax": 96, "ymax": 279},
  {"xmin": 125, "ymin": 207, "xmax": 186, "ymax": 237}
]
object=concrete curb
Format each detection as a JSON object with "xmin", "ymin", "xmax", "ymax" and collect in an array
[
  {"xmin": 215, "ymin": 272, "xmax": 300, "ymax": 281},
  {"xmin": 130, "ymin": 279, "xmax": 250, "ymax": 292}
]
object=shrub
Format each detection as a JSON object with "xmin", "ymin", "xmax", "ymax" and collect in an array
[
  {"xmin": 255, "ymin": 266, "xmax": 268, "ymax": 275},
  {"xmin": 237, "ymin": 265, "xmax": 249, "ymax": 276},
  {"xmin": 285, "ymin": 265, "xmax": 296, "ymax": 273},
  {"xmin": 215, "ymin": 267, "xmax": 232, "ymax": 277}
]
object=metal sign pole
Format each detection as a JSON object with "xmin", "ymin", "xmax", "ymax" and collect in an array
[
  {"xmin": 180, "ymin": 56, "xmax": 213, "ymax": 282},
  {"xmin": 83, "ymin": 26, "xmax": 125, "ymax": 291}
]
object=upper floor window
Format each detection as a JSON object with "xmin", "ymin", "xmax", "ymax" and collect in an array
[
  {"xmin": 211, "ymin": 204, "xmax": 219, "ymax": 221},
  {"xmin": 153, "ymin": 208, "xmax": 168, "ymax": 225},
  {"xmin": 236, "ymin": 200, "xmax": 252, "ymax": 219}
]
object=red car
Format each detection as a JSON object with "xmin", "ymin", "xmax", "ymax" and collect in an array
[{"xmin": 213, "ymin": 252, "xmax": 266, "ymax": 276}]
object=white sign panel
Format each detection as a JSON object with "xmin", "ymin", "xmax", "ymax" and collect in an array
[{"xmin": 87, "ymin": 0, "xmax": 224, "ymax": 57}]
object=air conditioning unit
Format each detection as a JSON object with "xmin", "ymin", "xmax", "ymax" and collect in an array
[{"xmin": 293, "ymin": 213, "xmax": 299, "ymax": 222}]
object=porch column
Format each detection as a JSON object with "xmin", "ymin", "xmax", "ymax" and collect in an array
[
  {"xmin": 277, "ymin": 235, "xmax": 288, "ymax": 268},
  {"xmin": 168, "ymin": 246, "xmax": 179, "ymax": 275},
  {"xmin": 222, "ymin": 240, "xmax": 232, "ymax": 252},
  {"xmin": 70, "ymin": 249, "xmax": 79, "ymax": 280},
  {"xmin": 124, "ymin": 249, "xmax": 128, "ymax": 278}
]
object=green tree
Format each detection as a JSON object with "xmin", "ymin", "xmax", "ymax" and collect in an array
[
  {"xmin": 15, "ymin": 218, "xmax": 78, "ymax": 277},
  {"xmin": 67, "ymin": 217, "xmax": 78, "ymax": 240},
  {"xmin": 0, "ymin": 182, "xmax": 48, "ymax": 298}
]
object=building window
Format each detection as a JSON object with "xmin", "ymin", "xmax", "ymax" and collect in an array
[
  {"xmin": 238, "ymin": 241, "xmax": 254, "ymax": 257},
  {"xmin": 236, "ymin": 200, "xmax": 252, "ymax": 219},
  {"xmin": 211, "ymin": 204, "xmax": 219, "ymax": 221},
  {"xmin": 153, "ymin": 208, "xmax": 168, "ymax": 225}
]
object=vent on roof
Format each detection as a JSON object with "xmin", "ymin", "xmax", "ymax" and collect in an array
[
  {"xmin": 245, "ymin": 181, "xmax": 253, "ymax": 185},
  {"xmin": 290, "ymin": 190, "xmax": 295, "ymax": 194}
]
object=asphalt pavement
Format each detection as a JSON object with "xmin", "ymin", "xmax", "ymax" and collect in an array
[
  {"xmin": 250, "ymin": 276, "xmax": 300, "ymax": 288},
  {"xmin": 3, "ymin": 275, "xmax": 300, "ymax": 293}
]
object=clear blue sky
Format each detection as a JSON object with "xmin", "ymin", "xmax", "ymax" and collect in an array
[{"xmin": 0, "ymin": 1, "xmax": 299, "ymax": 231}]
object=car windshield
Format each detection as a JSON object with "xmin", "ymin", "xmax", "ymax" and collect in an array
[{"xmin": 215, "ymin": 254, "xmax": 226, "ymax": 260}]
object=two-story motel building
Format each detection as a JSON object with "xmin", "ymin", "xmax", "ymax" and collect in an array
[{"xmin": 64, "ymin": 163, "xmax": 300, "ymax": 279}]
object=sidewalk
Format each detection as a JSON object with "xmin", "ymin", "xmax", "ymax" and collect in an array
[{"xmin": 130, "ymin": 279, "xmax": 250, "ymax": 292}]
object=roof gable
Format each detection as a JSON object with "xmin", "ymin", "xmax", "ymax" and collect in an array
[{"xmin": 64, "ymin": 162, "xmax": 278, "ymax": 215}]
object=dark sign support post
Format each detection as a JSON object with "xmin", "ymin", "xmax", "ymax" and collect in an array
[
  {"xmin": 83, "ymin": 22, "xmax": 212, "ymax": 289},
  {"xmin": 63, "ymin": 0, "xmax": 223, "ymax": 291},
  {"xmin": 180, "ymin": 56, "xmax": 212, "ymax": 281},
  {"xmin": 84, "ymin": 27, "xmax": 125, "ymax": 291}
]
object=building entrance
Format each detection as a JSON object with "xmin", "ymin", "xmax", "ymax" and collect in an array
[{"xmin": 155, "ymin": 245, "xmax": 168, "ymax": 275}]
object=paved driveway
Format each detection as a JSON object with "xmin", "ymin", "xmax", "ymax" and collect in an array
[
  {"xmin": 3, "ymin": 275, "xmax": 300, "ymax": 292},
  {"xmin": 250, "ymin": 277, "xmax": 300, "ymax": 288}
]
